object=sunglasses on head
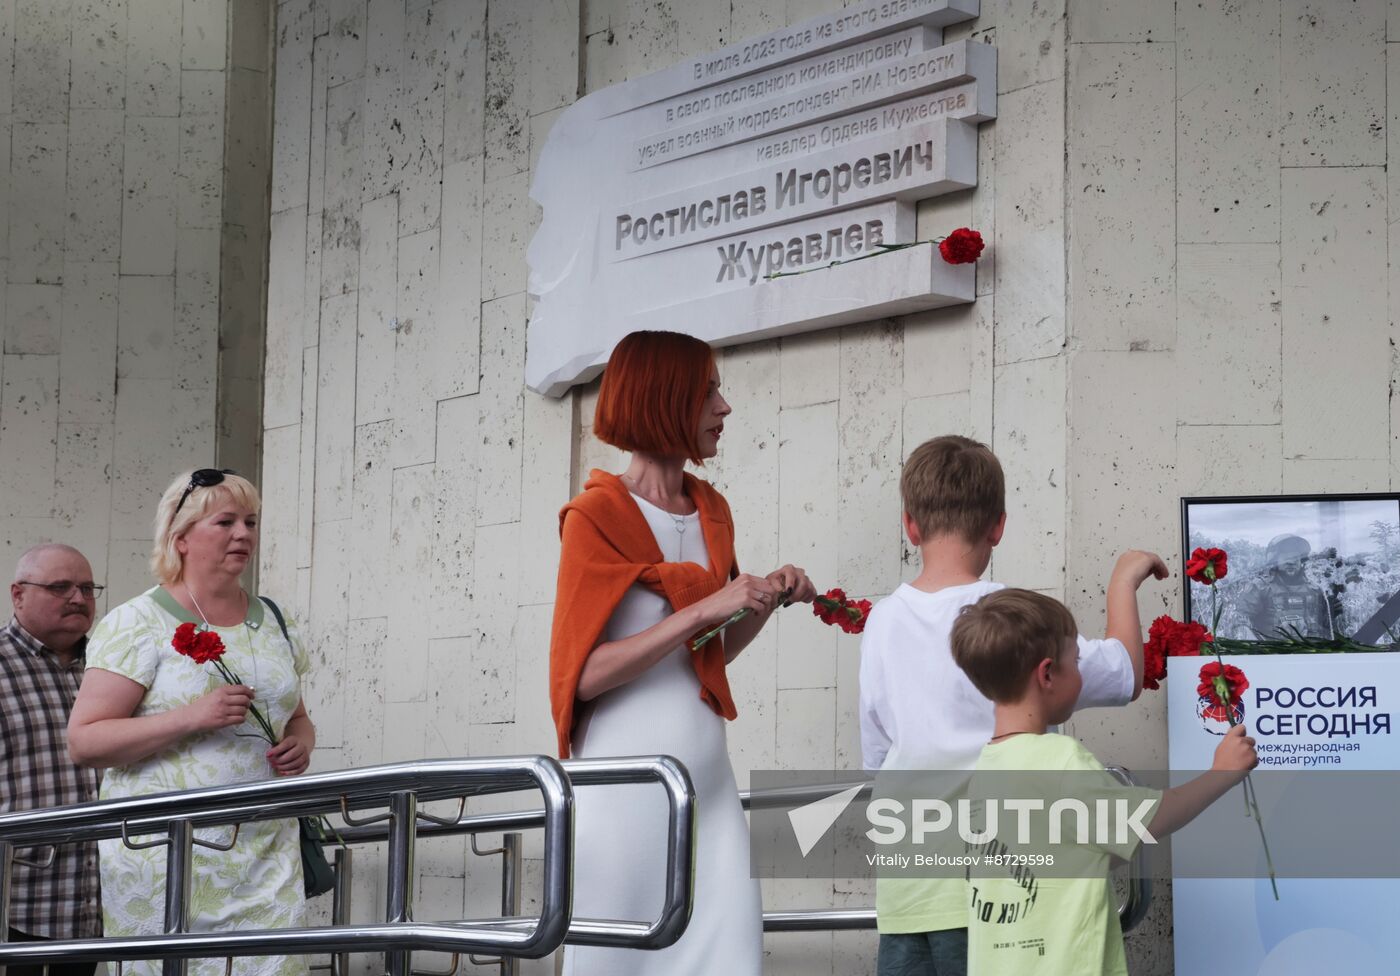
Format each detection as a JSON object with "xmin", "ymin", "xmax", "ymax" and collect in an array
[{"xmin": 174, "ymin": 468, "xmax": 236, "ymax": 517}]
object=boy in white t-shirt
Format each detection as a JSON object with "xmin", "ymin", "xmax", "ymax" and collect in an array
[
  {"xmin": 950, "ymin": 589, "xmax": 1255, "ymax": 976},
  {"xmin": 858, "ymin": 435, "xmax": 1168, "ymax": 976}
]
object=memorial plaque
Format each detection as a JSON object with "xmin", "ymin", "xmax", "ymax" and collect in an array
[{"xmin": 527, "ymin": 0, "xmax": 996, "ymax": 396}]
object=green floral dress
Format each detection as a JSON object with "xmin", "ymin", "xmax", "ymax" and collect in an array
[{"xmin": 87, "ymin": 587, "xmax": 310, "ymax": 976}]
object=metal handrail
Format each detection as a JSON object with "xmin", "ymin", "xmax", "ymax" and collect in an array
[
  {"xmin": 0, "ymin": 755, "xmax": 696, "ymax": 972},
  {"xmin": 1104, "ymin": 765, "xmax": 1152, "ymax": 933},
  {"xmin": 0, "ymin": 757, "xmax": 559, "ymax": 845},
  {"xmin": 336, "ymin": 770, "xmax": 1151, "ymax": 936}
]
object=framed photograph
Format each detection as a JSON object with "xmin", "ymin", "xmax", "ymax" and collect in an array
[{"xmin": 1181, "ymin": 493, "xmax": 1400, "ymax": 646}]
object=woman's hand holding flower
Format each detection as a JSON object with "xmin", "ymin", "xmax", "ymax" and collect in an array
[
  {"xmin": 765, "ymin": 564, "xmax": 816, "ymax": 606},
  {"xmin": 184, "ymin": 683, "xmax": 254, "ymax": 733},
  {"xmin": 693, "ymin": 573, "xmax": 781, "ymax": 626},
  {"xmin": 266, "ymin": 733, "xmax": 311, "ymax": 776}
]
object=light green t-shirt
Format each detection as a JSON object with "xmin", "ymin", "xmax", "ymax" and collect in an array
[{"xmin": 965, "ymin": 733, "xmax": 1161, "ymax": 976}]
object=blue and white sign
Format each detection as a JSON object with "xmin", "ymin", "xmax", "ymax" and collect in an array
[{"xmin": 1167, "ymin": 653, "xmax": 1400, "ymax": 974}]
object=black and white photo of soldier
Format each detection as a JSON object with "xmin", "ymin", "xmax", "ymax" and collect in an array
[
  {"xmin": 1236, "ymin": 534, "xmax": 1335, "ymax": 640},
  {"xmin": 1183, "ymin": 497, "xmax": 1400, "ymax": 644}
]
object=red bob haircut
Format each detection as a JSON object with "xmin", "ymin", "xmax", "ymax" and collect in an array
[{"xmin": 594, "ymin": 331, "xmax": 716, "ymax": 463}]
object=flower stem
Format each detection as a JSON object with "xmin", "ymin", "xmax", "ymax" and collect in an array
[
  {"xmin": 211, "ymin": 659, "xmax": 277, "ymax": 744},
  {"xmin": 689, "ymin": 607, "xmax": 749, "ymax": 651},
  {"xmin": 689, "ymin": 588, "xmax": 794, "ymax": 651},
  {"xmin": 1211, "ymin": 637, "xmax": 1279, "ymax": 900}
]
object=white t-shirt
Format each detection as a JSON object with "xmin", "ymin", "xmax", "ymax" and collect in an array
[
  {"xmin": 857, "ymin": 581, "xmax": 1137, "ymax": 935},
  {"xmin": 859, "ymin": 581, "xmax": 1135, "ymax": 773}
]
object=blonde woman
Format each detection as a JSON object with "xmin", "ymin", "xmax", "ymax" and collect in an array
[{"xmin": 69, "ymin": 469, "xmax": 313, "ymax": 976}]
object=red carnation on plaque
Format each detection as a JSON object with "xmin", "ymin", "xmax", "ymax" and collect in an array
[
  {"xmin": 172, "ymin": 622, "xmax": 278, "ymax": 744},
  {"xmin": 812, "ymin": 588, "xmax": 872, "ymax": 635},
  {"xmin": 1197, "ymin": 660, "xmax": 1248, "ymax": 710},
  {"xmin": 937, "ymin": 227, "xmax": 984, "ymax": 265},
  {"xmin": 1142, "ymin": 615, "xmax": 1214, "ymax": 691}
]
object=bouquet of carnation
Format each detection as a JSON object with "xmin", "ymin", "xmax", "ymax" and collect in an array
[
  {"xmin": 690, "ymin": 587, "xmax": 871, "ymax": 651},
  {"xmin": 1144, "ymin": 548, "xmax": 1278, "ymax": 898},
  {"xmin": 172, "ymin": 622, "xmax": 278, "ymax": 744}
]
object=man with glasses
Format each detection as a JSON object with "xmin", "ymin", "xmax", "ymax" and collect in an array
[{"xmin": 2, "ymin": 543, "xmax": 103, "ymax": 975}]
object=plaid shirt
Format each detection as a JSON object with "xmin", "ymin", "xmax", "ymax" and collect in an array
[{"xmin": 0, "ymin": 617, "xmax": 101, "ymax": 938}]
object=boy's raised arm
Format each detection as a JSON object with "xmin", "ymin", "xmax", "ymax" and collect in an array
[
  {"xmin": 1146, "ymin": 724, "xmax": 1257, "ymax": 839},
  {"xmin": 1105, "ymin": 549, "xmax": 1170, "ymax": 700}
]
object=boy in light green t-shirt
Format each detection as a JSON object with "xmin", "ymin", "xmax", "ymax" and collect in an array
[{"xmin": 949, "ymin": 589, "xmax": 1257, "ymax": 976}]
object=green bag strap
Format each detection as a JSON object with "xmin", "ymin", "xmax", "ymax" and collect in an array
[
  {"xmin": 260, "ymin": 595, "xmax": 291, "ymax": 647},
  {"xmin": 259, "ymin": 595, "xmax": 347, "ymax": 851}
]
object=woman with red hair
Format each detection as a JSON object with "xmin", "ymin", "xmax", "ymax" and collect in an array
[{"xmin": 551, "ymin": 330, "xmax": 815, "ymax": 974}]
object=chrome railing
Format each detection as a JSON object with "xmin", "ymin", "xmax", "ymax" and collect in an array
[
  {"xmin": 1, "ymin": 758, "xmax": 1151, "ymax": 976},
  {"xmin": 0, "ymin": 755, "xmax": 695, "ymax": 975},
  {"xmin": 1104, "ymin": 765, "xmax": 1152, "ymax": 933},
  {"xmin": 320, "ymin": 764, "xmax": 1151, "ymax": 971}
]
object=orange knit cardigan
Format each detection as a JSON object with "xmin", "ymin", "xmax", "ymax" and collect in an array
[{"xmin": 549, "ymin": 469, "xmax": 739, "ymax": 759}]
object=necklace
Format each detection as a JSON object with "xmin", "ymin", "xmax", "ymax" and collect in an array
[
  {"xmin": 185, "ymin": 585, "xmax": 246, "ymax": 628},
  {"xmin": 186, "ymin": 586, "xmax": 255, "ymax": 688},
  {"xmin": 621, "ymin": 472, "xmax": 694, "ymax": 530},
  {"xmin": 988, "ymin": 730, "xmax": 1037, "ymax": 742}
]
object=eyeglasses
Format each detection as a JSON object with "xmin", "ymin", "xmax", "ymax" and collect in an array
[
  {"xmin": 17, "ymin": 581, "xmax": 105, "ymax": 599},
  {"xmin": 173, "ymin": 468, "xmax": 236, "ymax": 517}
]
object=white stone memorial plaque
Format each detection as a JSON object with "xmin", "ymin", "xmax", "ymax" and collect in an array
[{"xmin": 527, "ymin": 0, "xmax": 996, "ymax": 396}]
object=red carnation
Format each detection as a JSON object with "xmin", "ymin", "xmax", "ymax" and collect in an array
[
  {"xmin": 1198, "ymin": 661, "xmax": 1248, "ymax": 705},
  {"xmin": 1142, "ymin": 616, "xmax": 1215, "ymax": 691},
  {"xmin": 938, "ymin": 227, "xmax": 984, "ymax": 265},
  {"xmin": 812, "ymin": 589, "xmax": 870, "ymax": 635},
  {"xmin": 1185, "ymin": 547, "xmax": 1229, "ymax": 585},
  {"xmin": 170, "ymin": 622, "xmax": 274, "ymax": 744},
  {"xmin": 1168, "ymin": 619, "xmax": 1212, "ymax": 658},
  {"xmin": 173, "ymin": 622, "xmax": 227, "ymax": 665},
  {"xmin": 191, "ymin": 629, "xmax": 226, "ymax": 665},
  {"xmin": 172, "ymin": 621, "xmax": 200, "ymax": 656},
  {"xmin": 1146, "ymin": 615, "xmax": 1213, "ymax": 658},
  {"xmin": 1143, "ymin": 624, "xmax": 1167, "ymax": 691}
]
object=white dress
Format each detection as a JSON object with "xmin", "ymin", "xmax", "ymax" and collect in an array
[
  {"xmin": 86, "ymin": 588, "xmax": 309, "ymax": 976},
  {"xmin": 561, "ymin": 494, "xmax": 763, "ymax": 975}
]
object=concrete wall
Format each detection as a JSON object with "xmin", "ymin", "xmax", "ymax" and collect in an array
[
  {"xmin": 0, "ymin": 2, "xmax": 270, "ymax": 617},
  {"xmin": 263, "ymin": 1, "xmax": 1398, "ymax": 974}
]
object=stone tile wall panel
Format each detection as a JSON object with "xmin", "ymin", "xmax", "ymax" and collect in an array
[
  {"xmin": 14, "ymin": 0, "xmax": 73, "ymax": 123},
  {"xmin": 1281, "ymin": 0, "xmax": 1385, "ymax": 167},
  {"xmin": 440, "ymin": 0, "xmax": 486, "ymax": 166},
  {"xmin": 174, "ymin": 227, "xmax": 221, "ymax": 387},
  {"xmin": 1068, "ymin": 43, "xmax": 1175, "ymax": 351},
  {"xmin": 992, "ymin": 80, "xmax": 1064, "ymax": 363},
  {"xmin": 177, "ymin": 70, "xmax": 226, "ymax": 230},
  {"xmin": 1176, "ymin": 243, "xmax": 1282, "ymax": 426},
  {"xmin": 126, "ymin": 0, "xmax": 182, "ymax": 118},
  {"xmin": 66, "ymin": 111, "xmax": 124, "ymax": 261},
  {"xmin": 320, "ymin": 77, "xmax": 364, "ymax": 298},
  {"xmin": 58, "ymin": 262, "xmax": 119, "ymax": 424},
  {"xmin": 1177, "ymin": 0, "xmax": 1280, "ymax": 243},
  {"xmin": 11, "ymin": 123, "xmax": 66, "ymax": 283},
  {"xmin": 1281, "ymin": 166, "xmax": 1387, "ymax": 460},
  {"xmin": 120, "ymin": 117, "xmax": 179, "ymax": 276},
  {"xmin": 354, "ymin": 193, "xmax": 397, "ymax": 423}
]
